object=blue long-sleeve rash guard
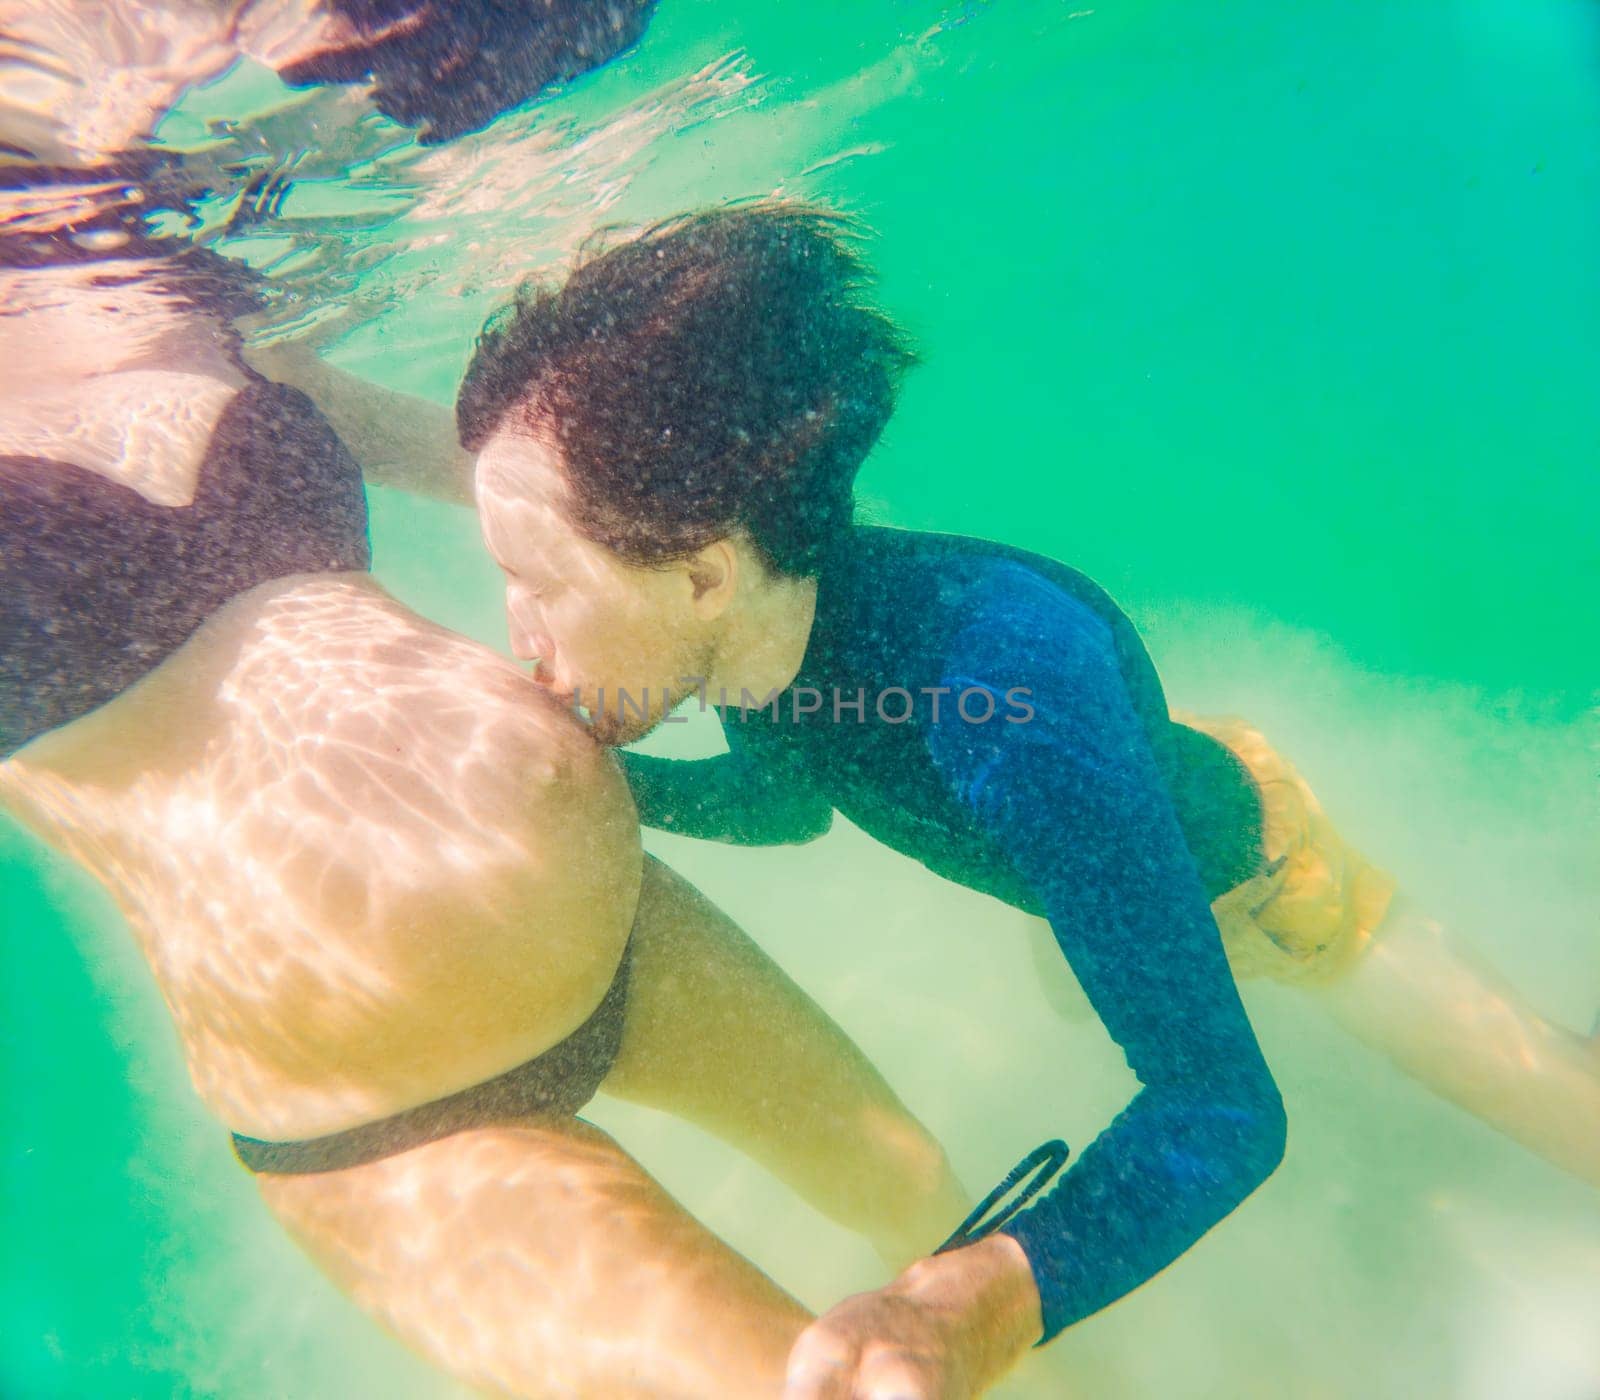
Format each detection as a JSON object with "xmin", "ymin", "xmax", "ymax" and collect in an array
[{"xmin": 620, "ymin": 526, "xmax": 1287, "ymax": 1341}]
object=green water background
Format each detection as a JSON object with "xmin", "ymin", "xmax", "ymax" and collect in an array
[{"xmin": 3, "ymin": 1, "xmax": 1598, "ymax": 1394}]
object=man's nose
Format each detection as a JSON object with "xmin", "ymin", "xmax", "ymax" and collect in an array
[
  {"xmin": 508, "ymin": 615, "xmax": 536, "ymax": 660},
  {"xmin": 506, "ymin": 592, "xmax": 545, "ymax": 656},
  {"xmin": 512, "ymin": 628, "xmax": 556, "ymax": 665},
  {"xmin": 510, "ymin": 617, "xmax": 559, "ymax": 681}
]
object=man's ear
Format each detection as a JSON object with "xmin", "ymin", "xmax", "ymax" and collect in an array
[{"xmin": 685, "ymin": 537, "xmax": 740, "ymax": 618}]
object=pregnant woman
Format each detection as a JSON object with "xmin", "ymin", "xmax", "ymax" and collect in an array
[
  {"xmin": 452, "ymin": 201, "xmax": 1600, "ymax": 1398},
  {"xmin": 0, "ymin": 238, "xmax": 967, "ymax": 1396},
  {"xmin": 3, "ymin": 12, "xmax": 985, "ymax": 1393}
]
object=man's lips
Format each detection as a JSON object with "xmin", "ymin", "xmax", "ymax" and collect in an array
[
  {"xmin": 531, "ymin": 673, "xmax": 576, "ymax": 702},
  {"xmin": 516, "ymin": 655, "xmax": 575, "ymax": 703}
]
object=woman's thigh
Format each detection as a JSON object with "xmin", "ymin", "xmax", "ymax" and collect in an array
[
  {"xmin": 603, "ymin": 855, "xmax": 966, "ymax": 1261},
  {"xmin": 257, "ymin": 1117, "xmax": 809, "ymax": 1399}
]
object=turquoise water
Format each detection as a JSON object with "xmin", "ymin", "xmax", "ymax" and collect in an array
[{"xmin": 4, "ymin": 1, "xmax": 1598, "ymax": 1394}]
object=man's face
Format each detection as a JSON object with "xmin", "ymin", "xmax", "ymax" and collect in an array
[{"xmin": 475, "ymin": 429, "xmax": 707, "ymax": 746}]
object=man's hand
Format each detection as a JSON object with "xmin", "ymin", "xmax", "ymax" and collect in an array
[{"xmin": 783, "ymin": 1234, "xmax": 1043, "ymax": 1399}]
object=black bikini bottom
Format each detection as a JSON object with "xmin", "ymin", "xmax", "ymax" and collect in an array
[{"xmin": 232, "ymin": 934, "xmax": 634, "ymax": 1176}]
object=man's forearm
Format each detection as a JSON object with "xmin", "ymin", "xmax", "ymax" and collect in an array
[{"xmin": 621, "ymin": 750, "xmax": 833, "ymax": 845}]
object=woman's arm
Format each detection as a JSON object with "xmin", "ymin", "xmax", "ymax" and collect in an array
[{"xmin": 242, "ymin": 336, "xmax": 476, "ymax": 505}]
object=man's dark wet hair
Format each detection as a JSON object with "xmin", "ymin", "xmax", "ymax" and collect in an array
[{"xmin": 456, "ymin": 202, "xmax": 917, "ymax": 577}]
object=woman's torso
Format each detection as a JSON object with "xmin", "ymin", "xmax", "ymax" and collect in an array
[{"xmin": 0, "ymin": 573, "xmax": 642, "ymax": 1140}]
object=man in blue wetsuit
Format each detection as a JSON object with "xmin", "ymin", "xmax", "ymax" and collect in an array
[
  {"xmin": 457, "ymin": 203, "xmax": 1600, "ymax": 1395},
  {"xmin": 458, "ymin": 202, "xmax": 1299, "ymax": 1394}
]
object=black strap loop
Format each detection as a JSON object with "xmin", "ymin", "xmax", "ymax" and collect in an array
[{"xmin": 934, "ymin": 1139, "xmax": 1071, "ymax": 1255}]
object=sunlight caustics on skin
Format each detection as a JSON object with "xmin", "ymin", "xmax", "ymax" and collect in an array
[
  {"xmin": 0, "ymin": 262, "xmax": 250, "ymax": 504},
  {"xmin": 2, "ymin": 574, "xmax": 641, "ymax": 1140},
  {"xmin": 1, "ymin": 561, "xmax": 972, "ymax": 1395},
  {"xmin": 258, "ymin": 1121, "xmax": 813, "ymax": 1400}
]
